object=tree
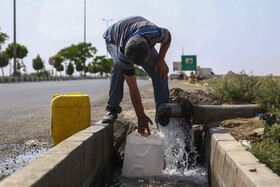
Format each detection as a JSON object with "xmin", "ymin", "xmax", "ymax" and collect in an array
[
  {"xmin": 56, "ymin": 63, "xmax": 64, "ymax": 76},
  {"xmin": 5, "ymin": 43, "xmax": 28, "ymax": 59},
  {"xmin": 32, "ymin": 54, "xmax": 44, "ymax": 73},
  {"xmin": 87, "ymin": 62, "xmax": 98, "ymax": 75},
  {"xmin": 50, "ymin": 54, "xmax": 64, "ymax": 76},
  {"xmin": 75, "ymin": 61, "xmax": 84, "ymax": 73},
  {"xmin": 5, "ymin": 43, "xmax": 28, "ymax": 75},
  {"xmin": 96, "ymin": 65, "xmax": 104, "ymax": 76},
  {"xmin": 0, "ymin": 27, "xmax": 9, "ymax": 51},
  {"xmin": 59, "ymin": 42, "xmax": 97, "ymax": 76},
  {"xmin": 91, "ymin": 55, "xmax": 113, "ymax": 76},
  {"xmin": 0, "ymin": 52, "xmax": 9, "ymax": 77},
  {"xmin": 66, "ymin": 62, "xmax": 74, "ymax": 76}
]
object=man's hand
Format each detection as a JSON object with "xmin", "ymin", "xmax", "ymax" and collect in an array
[
  {"xmin": 155, "ymin": 42, "xmax": 171, "ymax": 79},
  {"xmin": 124, "ymin": 74, "xmax": 153, "ymax": 135},
  {"xmin": 137, "ymin": 113, "xmax": 153, "ymax": 135},
  {"xmin": 155, "ymin": 59, "xmax": 169, "ymax": 79}
]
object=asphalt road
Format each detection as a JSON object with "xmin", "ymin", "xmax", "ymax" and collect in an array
[{"xmin": 0, "ymin": 79, "xmax": 150, "ymax": 145}]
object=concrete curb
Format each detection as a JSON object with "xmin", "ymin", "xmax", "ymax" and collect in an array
[
  {"xmin": 0, "ymin": 121, "xmax": 114, "ymax": 187},
  {"xmin": 205, "ymin": 126, "xmax": 280, "ymax": 187},
  {"xmin": 2, "ymin": 119, "xmax": 280, "ymax": 186}
]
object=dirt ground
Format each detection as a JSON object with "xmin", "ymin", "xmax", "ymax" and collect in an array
[
  {"xmin": 0, "ymin": 79, "xmax": 264, "ymax": 181},
  {"xmin": 91, "ymin": 80, "xmax": 206, "ymax": 124}
]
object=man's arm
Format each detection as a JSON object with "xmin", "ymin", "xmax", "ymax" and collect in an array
[
  {"xmin": 155, "ymin": 40, "xmax": 171, "ymax": 79},
  {"xmin": 124, "ymin": 74, "xmax": 153, "ymax": 135}
]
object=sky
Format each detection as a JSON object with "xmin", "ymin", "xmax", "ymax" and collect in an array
[{"xmin": 0, "ymin": 0, "xmax": 280, "ymax": 76}]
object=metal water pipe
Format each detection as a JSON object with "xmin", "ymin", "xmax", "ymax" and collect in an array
[{"xmin": 157, "ymin": 103, "xmax": 265, "ymax": 126}]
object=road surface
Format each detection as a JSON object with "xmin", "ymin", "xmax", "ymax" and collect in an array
[{"xmin": 0, "ymin": 79, "xmax": 150, "ymax": 145}]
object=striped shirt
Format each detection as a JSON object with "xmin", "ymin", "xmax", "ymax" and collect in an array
[{"xmin": 103, "ymin": 16, "xmax": 171, "ymax": 75}]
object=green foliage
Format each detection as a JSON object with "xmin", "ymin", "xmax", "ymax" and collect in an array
[
  {"xmin": 59, "ymin": 42, "xmax": 97, "ymax": 75},
  {"xmin": 75, "ymin": 62, "xmax": 84, "ymax": 72},
  {"xmin": 0, "ymin": 27, "xmax": 9, "ymax": 50},
  {"xmin": 209, "ymin": 71, "xmax": 280, "ymax": 175},
  {"xmin": 264, "ymin": 124, "xmax": 280, "ymax": 143},
  {"xmin": 87, "ymin": 62, "xmax": 98, "ymax": 74},
  {"xmin": 66, "ymin": 62, "xmax": 74, "ymax": 76},
  {"xmin": 75, "ymin": 42, "xmax": 97, "ymax": 63},
  {"xmin": 270, "ymin": 106, "xmax": 280, "ymax": 124},
  {"xmin": 249, "ymin": 124, "xmax": 280, "ymax": 176},
  {"xmin": 135, "ymin": 66, "xmax": 148, "ymax": 77},
  {"xmin": 0, "ymin": 52, "xmax": 9, "ymax": 68},
  {"xmin": 0, "ymin": 51, "xmax": 9, "ymax": 77},
  {"xmin": 50, "ymin": 54, "xmax": 64, "ymax": 72},
  {"xmin": 101, "ymin": 58, "xmax": 113, "ymax": 74},
  {"xmin": 209, "ymin": 71, "xmax": 258, "ymax": 103},
  {"xmin": 88, "ymin": 56, "xmax": 112, "ymax": 76},
  {"xmin": 58, "ymin": 45, "xmax": 77, "ymax": 62},
  {"xmin": 32, "ymin": 54, "xmax": 44, "ymax": 72},
  {"xmin": 30, "ymin": 70, "xmax": 51, "ymax": 77},
  {"xmin": 4, "ymin": 43, "xmax": 28, "ymax": 75},
  {"xmin": 96, "ymin": 65, "xmax": 104, "ymax": 76},
  {"xmin": 5, "ymin": 43, "xmax": 28, "ymax": 59},
  {"xmin": 209, "ymin": 72, "xmax": 280, "ymax": 121},
  {"xmin": 26, "ymin": 70, "xmax": 51, "ymax": 77},
  {"xmin": 254, "ymin": 75, "xmax": 280, "ymax": 110},
  {"xmin": 56, "ymin": 64, "xmax": 64, "ymax": 72}
]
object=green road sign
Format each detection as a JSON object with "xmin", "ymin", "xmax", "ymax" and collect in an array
[{"xmin": 181, "ymin": 55, "xmax": 197, "ymax": 70}]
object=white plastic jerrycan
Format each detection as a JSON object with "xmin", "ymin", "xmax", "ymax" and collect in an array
[{"xmin": 122, "ymin": 131, "xmax": 165, "ymax": 177}]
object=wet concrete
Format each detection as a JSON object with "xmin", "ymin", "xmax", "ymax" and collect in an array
[{"xmin": 0, "ymin": 138, "xmax": 53, "ymax": 181}]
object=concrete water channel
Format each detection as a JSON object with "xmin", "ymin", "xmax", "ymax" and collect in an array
[{"xmin": 1, "ymin": 105, "xmax": 280, "ymax": 186}]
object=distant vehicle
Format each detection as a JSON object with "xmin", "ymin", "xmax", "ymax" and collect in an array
[
  {"xmin": 169, "ymin": 71, "xmax": 185, "ymax": 80},
  {"xmin": 169, "ymin": 71, "xmax": 180, "ymax": 80},
  {"xmin": 198, "ymin": 68, "xmax": 216, "ymax": 80}
]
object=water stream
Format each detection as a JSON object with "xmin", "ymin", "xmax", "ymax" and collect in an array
[{"xmin": 111, "ymin": 118, "xmax": 208, "ymax": 187}]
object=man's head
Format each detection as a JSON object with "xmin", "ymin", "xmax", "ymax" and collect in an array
[{"xmin": 125, "ymin": 35, "xmax": 150, "ymax": 66}]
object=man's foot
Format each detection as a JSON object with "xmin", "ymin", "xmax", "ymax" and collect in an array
[{"xmin": 102, "ymin": 111, "xmax": 118, "ymax": 123}]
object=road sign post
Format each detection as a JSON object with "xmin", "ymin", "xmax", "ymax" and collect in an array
[
  {"xmin": 181, "ymin": 55, "xmax": 197, "ymax": 71},
  {"xmin": 49, "ymin": 58, "xmax": 56, "ymax": 66}
]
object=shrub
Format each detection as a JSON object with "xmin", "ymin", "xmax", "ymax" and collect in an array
[
  {"xmin": 254, "ymin": 75, "xmax": 280, "ymax": 109},
  {"xmin": 264, "ymin": 124, "xmax": 280, "ymax": 143},
  {"xmin": 208, "ymin": 72, "xmax": 280, "ymax": 176},
  {"xmin": 208, "ymin": 71, "xmax": 258, "ymax": 103},
  {"xmin": 249, "ymin": 124, "xmax": 280, "ymax": 176}
]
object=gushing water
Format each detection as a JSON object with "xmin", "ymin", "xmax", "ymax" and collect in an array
[
  {"xmin": 159, "ymin": 118, "xmax": 198, "ymax": 174},
  {"xmin": 111, "ymin": 118, "xmax": 208, "ymax": 186},
  {"xmin": 157, "ymin": 118, "xmax": 208, "ymax": 186}
]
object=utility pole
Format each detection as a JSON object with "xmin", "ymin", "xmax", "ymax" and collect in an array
[
  {"xmin": 84, "ymin": 0, "xmax": 86, "ymax": 43},
  {"xmin": 13, "ymin": 0, "xmax": 17, "ymax": 76},
  {"xmin": 102, "ymin": 18, "xmax": 113, "ymax": 58}
]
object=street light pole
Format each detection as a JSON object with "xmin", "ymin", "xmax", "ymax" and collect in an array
[
  {"xmin": 13, "ymin": 0, "xmax": 17, "ymax": 76},
  {"xmin": 84, "ymin": 0, "xmax": 86, "ymax": 43},
  {"xmin": 102, "ymin": 18, "xmax": 113, "ymax": 58}
]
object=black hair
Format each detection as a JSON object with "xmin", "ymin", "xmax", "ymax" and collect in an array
[{"xmin": 124, "ymin": 35, "xmax": 150, "ymax": 66}]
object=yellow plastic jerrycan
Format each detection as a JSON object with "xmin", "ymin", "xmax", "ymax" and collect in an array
[{"xmin": 51, "ymin": 93, "xmax": 91, "ymax": 145}]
